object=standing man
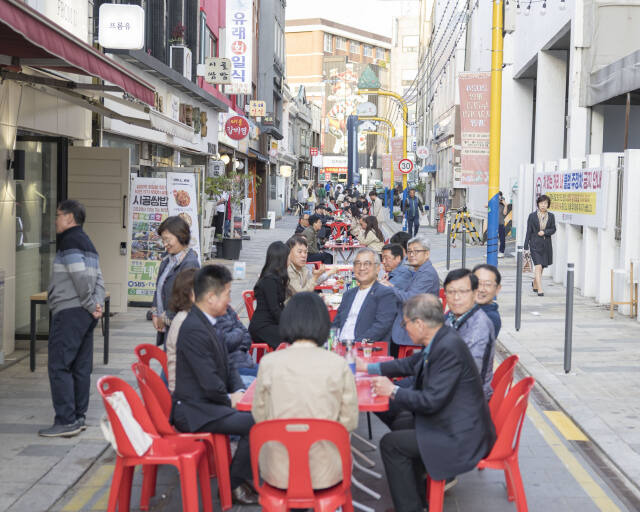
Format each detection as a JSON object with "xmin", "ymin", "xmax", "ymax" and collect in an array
[
  {"xmin": 498, "ymin": 191, "xmax": 508, "ymax": 258},
  {"xmin": 403, "ymin": 188, "xmax": 423, "ymax": 237},
  {"xmin": 40, "ymin": 200, "xmax": 105, "ymax": 437},
  {"xmin": 369, "ymin": 190, "xmax": 384, "ymax": 222},
  {"xmin": 473, "ymin": 264, "xmax": 502, "ymax": 338},
  {"xmin": 213, "ymin": 190, "xmax": 229, "ymax": 238}
]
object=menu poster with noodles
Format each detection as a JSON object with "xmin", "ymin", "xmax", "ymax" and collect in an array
[{"xmin": 167, "ymin": 172, "xmax": 201, "ymax": 262}]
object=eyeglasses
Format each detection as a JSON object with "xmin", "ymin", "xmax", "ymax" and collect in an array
[
  {"xmin": 353, "ymin": 261, "xmax": 375, "ymax": 269},
  {"xmin": 445, "ymin": 289, "xmax": 473, "ymax": 297},
  {"xmin": 407, "ymin": 249, "xmax": 427, "ymax": 256},
  {"xmin": 401, "ymin": 318, "xmax": 416, "ymax": 328}
]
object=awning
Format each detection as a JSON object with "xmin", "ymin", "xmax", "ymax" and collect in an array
[
  {"xmin": 0, "ymin": 0, "xmax": 155, "ymax": 105},
  {"xmin": 248, "ymin": 149, "xmax": 269, "ymax": 163}
]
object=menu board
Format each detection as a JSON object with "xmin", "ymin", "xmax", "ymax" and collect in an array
[{"xmin": 166, "ymin": 172, "xmax": 201, "ymax": 260}]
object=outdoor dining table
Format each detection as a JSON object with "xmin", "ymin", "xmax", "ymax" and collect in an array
[{"xmin": 324, "ymin": 241, "xmax": 366, "ymax": 264}]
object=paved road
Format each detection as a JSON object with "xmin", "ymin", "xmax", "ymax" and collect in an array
[{"xmin": 3, "ymin": 214, "xmax": 638, "ymax": 511}]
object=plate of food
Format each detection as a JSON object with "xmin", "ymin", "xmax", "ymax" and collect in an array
[{"xmin": 173, "ymin": 189, "xmax": 191, "ymax": 207}]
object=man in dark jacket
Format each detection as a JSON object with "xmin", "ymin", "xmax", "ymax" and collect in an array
[
  {"xmin": 40, "ymin": 200, "xmax": 105, "ymax": 438},
  {"xmin": 473, "ymin": 263, "xmax": 502, "ymax": 337},
  {"xmin": 357, "ymin": 294, "xmax": 495, "ymax": 512},
  {"xmin": 171, "ymin": 265, "xmax": 258, "ymax": 504},
  {"xmin": 216, "ymin": 305, "xmax": 257, "ymax": 383}
]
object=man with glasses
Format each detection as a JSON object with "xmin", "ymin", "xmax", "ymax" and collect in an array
[
  {"xmin": 295, "ymin": 213, "xmax": 310, "ymax": 234},
  {"xmin": 444, "ymin": 268, "xmax": 495, "ymax": 400},
  {"xmin": 380, "ymin": 235, "xmax": 440, "ymax": 349},
  {"xmin": 473, "ymin": 264, "xmax": 502, "ymax": 337},
  {"xmin": 332, "ymin": 248, "xmax": 397, "ymax": 342}
]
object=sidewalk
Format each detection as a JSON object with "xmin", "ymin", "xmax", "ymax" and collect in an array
[{"xmin": 0, "ymin": 215, "xmax": 300, "ymax": 512}]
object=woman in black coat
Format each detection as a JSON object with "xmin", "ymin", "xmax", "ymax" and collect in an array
[
  {"xmin": 524, "ymin": 194, "xmax": 556, "ymax": 296},
  {"xmin": 248, "ymin": 241, "xmax": 290, "ymax": 349}
]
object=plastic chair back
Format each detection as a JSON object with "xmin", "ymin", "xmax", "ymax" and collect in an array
[
  {"xmin": 250, "ymin": 343, "xmax": 272, "ymax": 363},
  {"xmin": 439, "ymin": 288, "xmax": 447, "ymax": 312},
  {"xmin": 492, "ymin": 354, "xmax": 519, "ymax": 390},
  {"xmin": 275, "ymin": 342, "xmax": 288, "ymax": 351},
  {"xmin": 242, "ymin": 290, "xmax": 256, "ymax": 320},
  {"xmin": 97, "ymin": 376, "xmax": 159, "ymax": 459},
  {"xmin": 132, "ymin": 362, "xmax": 174, "ymax": 435},
  {"xmin": 487, "ymin": 377, "xmax": 535, "ymax": 461},
  {"xmin": 398, "ymin": 345, "xmax": 421, "ymax": 359},
  {"xmin": 354, "ymin": 341, "xmax": 389, "ymax": 356},
  {"xmin": 134, "ymin": 343, "xmax": 168, "ymax": 377},
  {"xmin": 488, "ymin": 356, "xmax": 519, "ymax": 420},
  {"xmin": 250, "ymin": 418, "xmax": 352, "ymax": 501}
]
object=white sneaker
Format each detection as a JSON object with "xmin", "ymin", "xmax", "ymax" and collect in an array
[{"xmin": 498, "ymin": 252, "xmax": 504, "ymax": 258}]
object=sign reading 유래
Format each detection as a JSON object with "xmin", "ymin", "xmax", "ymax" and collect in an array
[
  {"xmin": 225, "ymin": 0, "xmax": 253, "ymax": 95},
  {"xmin": 534, "ymin": 168, "xmax": 609, "ymax": 228}
]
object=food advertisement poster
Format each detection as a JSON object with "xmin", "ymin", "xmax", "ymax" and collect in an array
[
  {"xmin": 128, "ymin": 177, "xmax": 169, "ymax": 303},
  {"xmin": 167, "ymin": 173, "xmax": 201, "ymax": 260},
  {"xmin": 459, "ymin": 72, "xmax": 491, "ymax": 186}
]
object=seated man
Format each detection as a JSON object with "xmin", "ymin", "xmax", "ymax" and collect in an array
[
  {"xmin": 332, "ymin": 248, "xmax": 397, "ymax": 342},
  {"xmin": 286, "ymin": 235, "xmax": 337, "ymax": 297},
  {"xmin": 302, "ymin": 214, "xmax": 333, "ymax": 264},
  {"xmin": 444, "ymin": 268, "xmax": 496, "ymax": 400},
  {"xmin": 216, "ymin": 305, "xmax": 258, "ymax": 386},
  {"xmin": 294, "ymin": 212, "xmax": 310, "ymax": 234},
  {"xmin": 381, "ymin": 243, "xmax": 413, "ymax": 291},
  {"xmin": 356, "ymin": 294, "xmax": 495, "ymax": 512},
  {"xmin": 390, "ymin": 231, "xmax": 411, "ymax": 257},
  {"xmin": 171, "ymin": 265, "xmax": 258, "ymax": 505},
  {"xmin": 473, "ymin": 263, "xmax": 502, "ymax": 337},
  {"xmin": 380, "ymin": 235, "xmax": 440, "ymax": 348}
]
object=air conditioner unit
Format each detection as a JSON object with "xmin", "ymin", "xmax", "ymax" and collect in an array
[{"xmin": 170, "ymin": 45, "xmax": 192, "ymax": 80}]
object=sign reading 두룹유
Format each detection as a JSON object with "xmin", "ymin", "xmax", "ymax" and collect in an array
[
  {"xmin": 225, "ymin": 0, "xmax": 253, "ymax": 95},
  {"xmin": 534, "ymin": 168, "xmax": 609, "ymax": 229}
]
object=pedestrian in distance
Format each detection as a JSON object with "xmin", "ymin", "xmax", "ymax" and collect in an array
[
  {"xmin": 40, "ymin": 200, "xmax": 105, "ymax": 438},
  {"xmin": 498, "ymin": 191, "xmax": 509, "ymax": 258},
  {"xmin": 151, "ymin": 216, "xmax": 200, "ymax": 347},
  {"xmin": 524, "ymin": 194, "xmax": 556, "ymax": 296},
  {"xmin": 403, "ymin": 188, "xmax": 423, "ymax": 237}
]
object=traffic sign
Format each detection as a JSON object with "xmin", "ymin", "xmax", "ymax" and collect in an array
[{"xmin": 398, "ymin": 159, "xmax": 414, "ymax": 174}]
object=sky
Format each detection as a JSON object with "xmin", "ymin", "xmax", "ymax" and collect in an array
[{"xmin": 285, "ymin": 0, "xmax": 419, "ymax": 38}]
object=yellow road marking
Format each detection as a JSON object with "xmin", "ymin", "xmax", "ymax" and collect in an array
[
  {"xmin": 91, "ymin": 488, "xmax": 110, "ymax": 511},
  {"xmin": 544, "ymin": 410, "xmax": 589, "ymax": 441},
  {"xmin": 61, "ymin": 464, "xmax": 114, "ymax": 511},
  {"xmin": 527, "ymin": 405, "xmax": 621, "ymax": 512}
]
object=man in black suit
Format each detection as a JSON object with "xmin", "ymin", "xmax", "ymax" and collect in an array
[
  {"xmin": 357, "ymin": 294, "xmax": 496, "ymax": 512},
  {"xmin": 171, "ymin": 265, "xmax": 258, "ymax": 504}
]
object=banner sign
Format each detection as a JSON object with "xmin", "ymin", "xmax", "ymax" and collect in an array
[
  {"xmin": 381, "ymin": 153, "xmax": 392, "ymax": 187},
  {"xmin": 128, "ymin": 177, "xmax": 169, "ymax": 303},
  {"xmin": 225, "ymin": 0, "xmax": 253, "ymax": 95},
  {"xmin": 534, "ymin": 168, "xmax": 609, "ymax": 228},
  {"xmin": 391, "ymin": 137, "xmax": 404, "ymax": 165},
  {"xmin": 459, "ymin": 72, "xmax": 491, "ymax": 186},
  {"xmin": 167, "ymin": 173, "xmax": 201, "ymax": 260}
]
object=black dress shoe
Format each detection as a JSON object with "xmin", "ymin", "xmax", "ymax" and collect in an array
[{"xmin": 232, "ymin": 482, "xmax": 259, "ymax": 505}]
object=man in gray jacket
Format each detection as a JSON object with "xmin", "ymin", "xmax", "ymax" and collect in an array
[{"xmin": 39, "ymin": 200, "xmax": 105, "ymax": 437}]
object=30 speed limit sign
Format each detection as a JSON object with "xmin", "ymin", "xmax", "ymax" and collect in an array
[{"xmin": 398, "ymin": 158, "xmax": 414, "ymax": 174}]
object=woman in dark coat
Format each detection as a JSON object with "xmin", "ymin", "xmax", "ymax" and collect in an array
[
  {"xmin": 248, "ymin": 241, "xmax": 290, "ymax": 349},
  {"xmin": 152, "ymin": 216, "xmax": 200, "ymax": 346},
  {"xmin": 524, "ymin": 194, "xmax": 556, "ymax": 296}
]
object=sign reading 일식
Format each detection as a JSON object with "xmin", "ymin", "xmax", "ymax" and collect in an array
[
  {"xmin": 534, "ymin": 168, "xmax": 610, "ymax": 228},
  {"xmin": 225, "ymin": 0, "xmax": 253, "ymax": 95}
]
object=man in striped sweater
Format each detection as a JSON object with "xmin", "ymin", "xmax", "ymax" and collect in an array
[{"xmin": 39, "ymin": 200, "xmax": 105, "ymax": 438}]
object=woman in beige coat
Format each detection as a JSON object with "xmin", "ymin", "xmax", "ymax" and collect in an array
[
  {"xmin": 251, "ymin": 292, "xmax": 359, "ymax": 490},
  {"xmin": 354, "ymin": 215, "xmax": 385, "ymax": 253}
]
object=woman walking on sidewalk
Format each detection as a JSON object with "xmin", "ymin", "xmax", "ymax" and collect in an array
[{"xmin": 524, "ymin": 194, "xmax": 556, "ymax": 296}]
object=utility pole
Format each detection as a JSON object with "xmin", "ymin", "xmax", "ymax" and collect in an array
[{"xmin": 487, "ymin": 0, "xmax": 504, "ymax": 266}]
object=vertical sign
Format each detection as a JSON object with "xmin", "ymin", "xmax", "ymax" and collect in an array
[
  {"xmin": 381, "ymin": 153, "xmax": 392, "ymax": 187},
  {"xmin": 166, "ymin": 173, "xmax": 201, "ymax": 261},
  {"xmin": 391, "ymin": 137, "xmax": 404, "ymax": 168},
  {"xmin": 459, "ymin": 72, "xmax": 491, "ymax": 186},
  {"xmin": 225, "ymin": 0, "xmax": 253, "ymax": 95},
  {"xmin": 128, "ymin": 177, "xmax": 169, "ymax": 303}
]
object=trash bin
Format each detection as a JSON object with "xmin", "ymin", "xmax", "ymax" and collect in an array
[
  {"xmin": 261, "ymin": 218, "xmax": 271, "ymax": 229},
  {"xmin": 221, "ymin": 238, "xmax": 242, "ymax": 260}
]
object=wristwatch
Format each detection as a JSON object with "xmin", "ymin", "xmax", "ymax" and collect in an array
[{"xmin": 390, "ymin": 385, "xmax": 400, "ymax": 399}]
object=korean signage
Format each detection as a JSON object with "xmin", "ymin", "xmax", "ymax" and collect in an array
[
  {"xmin": 225, "ymin": 0, "xmax": 253, "ymax": 95},
  {"xmin": 391, "ymin": 137, "xmax": 404, "ymax": 166},
  {"xmin": 310, "ymin": 147, "xmax": 318, "ymax": 157},
  {"xmin": 224, "ymin": 116, "xmax": 250, "ymax": 140},
  {"xmin": 167, "ymin": 173, "xmax": 201, "ymax": 259},
  {"xmin": 534, "ymin": 169, "xmax": 609, "ymax": 228},
  {"xmin": 204, "ymin": 57, "xmax": 232, "ymax": 84},
  {"xmin": 381, "ymin": 153, "xmax": 392, "ymax": 187},
  {"xmin": 98, "ymin": 4, "xmax": 144, "ymax": 49},
  {"xmin": 459, "ymin": 72, "xmax": 491, "ymax": 186},
  {"xmin": 128, "ymin": 177, "xmax": 169, "ymax": 303},
  {"xmin": 249, "ymin": 100, "xmax": 266, "ymax": 117}
]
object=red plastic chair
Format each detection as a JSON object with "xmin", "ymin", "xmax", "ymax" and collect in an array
[
  {"xmin": 439, "ymin": 288, "xmax": 447, "ymax": 312},
  {"xmin": 425, "ymin": 377, "xmax": 535, "ymax": 512},
  {"xmin": 242, "ymin": 290, "xmax": 256, "ymax": 320},
  {"xmin": 397, "ymin": 345, "xmax": 421, "ymax": 358},
  {"xmin": 249, "ymin": 418, "xmax": 354, "ymax": 512},
  {"xmin": 97, "ymin": 376, "xmax": 212, "ymax": 512},
  {"xmin": 250, "ymin": 343, "xmax": 273, "ymax": 363},
  {"xmin": 134, "ymin": 344, "xmax": 168, "ymax": 378},
  {"xmin": 131, "ymin": 363, "xmax": 233, "ymax": 510},
  {"xmin": 276, "ymin": 342, "xmax": 288, "ymax": 351},
  {"xmin": 354, "ymin": 341, "xmax": 389, "ymax": 356},
  {"xmin": 489, "ymin": 355, "xmax": 519, "ymax": 420}
]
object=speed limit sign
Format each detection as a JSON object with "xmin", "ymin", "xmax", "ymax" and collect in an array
[{"xmin": 398, "ymin": 158, "xmax": 414, "ymax": 174}]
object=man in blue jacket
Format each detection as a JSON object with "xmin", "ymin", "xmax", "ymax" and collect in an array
[
  {"xmin": 473, "ymin": 263, "xmax": 502, "ymax": 338},
  {"xmin": 40, "ymin": 200, "xmax": 105, "ymax": 438},
  {"xmin": 403, "ymin": 188, "xmax": 423, "ymax": 237},
  {"xmin": 332, "ymin": 248, "xmax": 397, "ymax": 342},
  {"xmin": 357, "ymin": 294, "xmax": 495, "ymax": 512}
]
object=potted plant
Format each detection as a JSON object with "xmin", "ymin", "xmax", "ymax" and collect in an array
[{"xmin": 169, "ymin": 23, "xmax": 186, "ymax": 45}]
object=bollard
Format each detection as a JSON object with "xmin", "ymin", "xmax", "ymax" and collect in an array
[
  {"xmin": 564, "ymin": 263, "xmax": 575, "ymax": 374},
  {"xmin": 446, "ymin": 217, "xmax": 451, "ymax": 270},
  {"xmin": 461, "ymin": 226, "xmax": 467, "ymax": 269},
  {"xmin": 515, "ymin": 245, "xmax": 523, "ymax": 331}
]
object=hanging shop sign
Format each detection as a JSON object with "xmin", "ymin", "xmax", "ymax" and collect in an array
[
  {"xmin": 98, "ymin": 3, "xmax": 145, "ymax": 50},
  {"xmin": 459, "ymin": 72, "xmax": 491, "ymax": 186},
  {"xmin": 204, "ymin": 57, "xmax": 232, "ymax": 84},
  {"xmin": 356, "ymin": 101, "xmax": 377, "ymax": 117},
  {"xmin": 224, "ymin": 116, "xmax": 250, "ymax": 140},
  {"xmin": 310, "ymin": 147, "xmax": 318, "ymax": 156},
  {"xmin": 534, "ymin": 168, "xmax": 609, "ymax": 228},
  {"xmin": 167, "ymin": 173, "xmax": 201, "ymax": 260},
  {"xmin": 249, "ymin": 100, "xmax": 266, "ymax": 117},
  {"xmin": 225, "ymin": 0, "xmax": 253, "ymax": 95},
  {"xmin": 416, "ymin": 146, "xmax": 430, "ymax": 159}
]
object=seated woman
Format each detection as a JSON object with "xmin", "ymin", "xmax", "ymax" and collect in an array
[
  {"xmin": 355, "ymin": 215, "xmax": 385, "ymax": 253},
  {"xmin": 251, "ymin": 292, "xmax": 359, "ymax": 490},
  {"xmin": 216, "ymin": 306, "xmax": 258, "ymax": 386},
  {"xmin": 165, "ymin": 268, "xmax": 197, "ymax": 393},
  {"xmin": 248, "ymin": 241, "xmax": 289, "ymax": 349}
]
